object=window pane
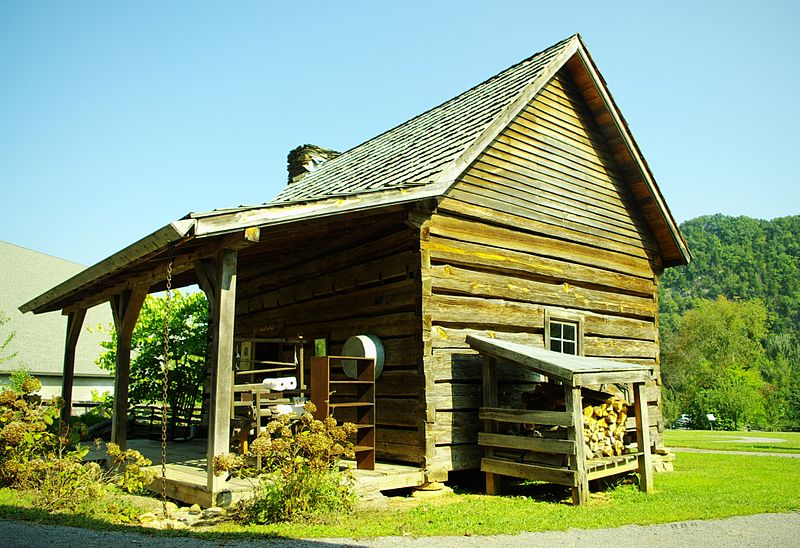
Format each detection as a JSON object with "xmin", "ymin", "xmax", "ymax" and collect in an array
[
  {"xmin": 550, "ymin": 339, "xmax": 561, "ymax": 352},
  {"xmin": 563, "ymin": 323, "xmax": 576, "ymax": 341},
  {"xmin": 551, "ymin": 322, "xmax": 562, "ymax": 338},
  {"xmin": 563, "ymin": 341, "xmax": 576, "ymax": 355}
]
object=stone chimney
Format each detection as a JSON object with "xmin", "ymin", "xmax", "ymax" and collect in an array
[{"xmin": 287, "ymin": 144, "xmax": 341, "ymax": 184}]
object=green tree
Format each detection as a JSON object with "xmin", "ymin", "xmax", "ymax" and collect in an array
[
  {"xmin": 761, "ymin": 332, "xmax": 800, "ymax": 428},
  {"xmin": 96, "ymin": 291, "xmax": 208, "ymax": 431},
  {"xmin": 661, "ymin": 297, "xmax": 768, "ymax": 429},
  {"xmin": 660, "ymin": 214, "xmax": 800, "ymax": 334}
]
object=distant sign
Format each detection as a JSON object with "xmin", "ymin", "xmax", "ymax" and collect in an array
[{"xmin": 706, "ymin": 414, "xmax": 716, "ymax": 421}]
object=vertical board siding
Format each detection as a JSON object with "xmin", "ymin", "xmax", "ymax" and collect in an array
[
  {"xmin": 235, "ymin": 215, "xmax": 425, "ymax": 464},
  {"xmin": 424, "ymin": 69, "xmax": 664, "ymax": 472}
]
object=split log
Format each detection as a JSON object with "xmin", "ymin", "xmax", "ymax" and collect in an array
[
  {"xmin": 519, "ymin": 383, "xmax": 629, "ymax": 460},
  {"xmin": 582, "ymin": 398, "xmax": 628, "ymax": 459}
]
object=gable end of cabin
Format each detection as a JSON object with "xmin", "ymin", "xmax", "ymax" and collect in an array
[{"xmin": 420, "ymin": 66, "xmax": 666, "ymax": 473}]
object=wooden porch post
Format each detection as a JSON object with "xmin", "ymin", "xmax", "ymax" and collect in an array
[
  {"xmin": 482, "ymin": 356, "xmax": 499, "ymax": 495},
  {"xmin": 633, "ymin": 382, "xmax": 654, "ymax": 493},
  {"xmin": 195, "ymin": 258, "xmax": 218, "ymax": 432},
  {"xmin": 61, "ymin": 308, "xmax": 87, "ymax": 422},
  {"xmin": 565, "ymin": 386, "xmax": 589, "ymax": 505},
  {"xmin": 207, "ymin": 249, "xmax": 237, "ymax": 493},
  {"xmin": 110, "ymin": 286, "xmax": 148, "ymax": 450}
]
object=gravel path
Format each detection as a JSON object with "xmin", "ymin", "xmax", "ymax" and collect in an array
[{"xmin": 3, "ymin": 512, "xmax": 799, "ymax": 548}]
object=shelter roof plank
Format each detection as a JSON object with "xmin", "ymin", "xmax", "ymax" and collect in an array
[{"xmin": 465, "ymin": 334, "xmax": 653, "ymax": 387}]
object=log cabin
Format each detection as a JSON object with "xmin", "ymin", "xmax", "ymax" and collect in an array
[{"xmin": 19, "ymin": 34, "xmax": 689, "ymax": 505}]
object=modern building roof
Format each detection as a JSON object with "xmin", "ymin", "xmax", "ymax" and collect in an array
[{"xmin": 1, "ymin": 241, "xmax": 113, "ymax": 377}]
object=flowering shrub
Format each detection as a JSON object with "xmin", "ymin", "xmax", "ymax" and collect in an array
[
  {"xmin": 215, "ymin": 402, "xmax": 358, "ymax": 523},
  {"xmin": 106, "ymin": 442, "xmax": 157, "ymax": 494},
  {"xmin": 0, "ymin": 381, "xmax": 62, "ymax": 488},
  {"xmin": 0, "ymin": 373, "xmax": 154, "ymax": 514},
  {"xmin": 29, "ymin": 450, "xmax": 107, "ymax": 512}
]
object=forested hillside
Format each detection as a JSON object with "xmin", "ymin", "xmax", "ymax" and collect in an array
[
  {"xmin": 659, "ymin": 214, "xmax": 800, "ymax": 430},
  {"xmin": 660, "ymin": 214, "xmax": 800, "ymax": 333}
]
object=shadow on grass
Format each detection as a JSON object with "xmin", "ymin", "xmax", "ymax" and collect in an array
[
  {"xmin": 446, "ymin": 469, "xmax": 636, "ymax": 504},
  {"xmin": 0, "ymin": 504, "xmax": 364, "ymax": 547},
  {"xmin": 747, "ymin": 445, "xmax": 800, "ymax": 452}
]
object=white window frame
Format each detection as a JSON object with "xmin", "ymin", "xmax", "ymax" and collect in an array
[{"xmin": 544, "ymin": 311, "xmax": 584, "ymax": 356}]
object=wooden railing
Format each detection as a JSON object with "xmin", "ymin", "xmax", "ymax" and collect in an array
[
  {"xmin": 129, "ymin": 403, "xmax": 203, "ymax": 439},
  {"xmin": 478, "ymin": 406, "xmax": 579, "ymax": 487}
]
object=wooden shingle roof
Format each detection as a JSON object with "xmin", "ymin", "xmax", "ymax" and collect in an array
[
  {"xmin": 272, "ymin": 37, "xmax": 574, "ymax": 202},
  {"xmin": 21, "ymin": 34, "xmax": 690, "ymax": 316}
]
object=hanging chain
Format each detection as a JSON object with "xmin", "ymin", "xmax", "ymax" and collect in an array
[{"xmin": 160, "ymin": 253, "xmax": 173, "ymax": 517}]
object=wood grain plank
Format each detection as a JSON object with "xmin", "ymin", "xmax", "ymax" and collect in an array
[
  {"xmin": 481, "ymin": 457, "xmax": 576, "ymax": 486},
  {"xmin": 445, "ymin": 186, "xmax": 654, "ymax": 256},
  {"xmin": 428, "ymin": 215, "xmax": 655, "ymax": 279},
  {"xmin": 478, "ymin": 432, "xmax": 576, "ymax": 455},
  {"xmin": 423, "ymin": 236, "xmax": 657, "ymax": 296},
  {"xmin": 457, "ymin": 175, "xmax": 643, "ymax": 244},
  {"xmin": 428, "ymin": 264, "xmax": 657, "ymax": 319},
  {"xmin": 436, "ymin": 196, "xmax": 653, "ymax": 261}
]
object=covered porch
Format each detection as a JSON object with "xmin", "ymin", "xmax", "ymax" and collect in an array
[
  {"xmin": 20, "ymin": 198, "xmax": 431, "ymax": 506},
  {"xmin": 87, "ymin": 438, "xmax": 427, "ymax": 507}
]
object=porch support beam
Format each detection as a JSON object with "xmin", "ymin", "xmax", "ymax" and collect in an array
[
  {"xmin": 565, "ymin": 386, "xmax": 589, "ymax": 505},
  {"xmin": 60, "ymin": 308, "xmax": 87, "ymax": 422},
  {"xmin": 110, "ymin": 285, "xmax": 148, "ymax": 449},
  {"xmin": 207, "ymin": 249, "xmax": 238, "ymax": 493},
  {"xmin": 62, "ymin": 228, "xmax": 258, "ymax": 314},
  {"xmin": 634, "ymin": 381, "xmax": 654, "ymax": 493},
  {"xmin": 194, "ymin": 259, "xmax": 218, "ymax": 312}
]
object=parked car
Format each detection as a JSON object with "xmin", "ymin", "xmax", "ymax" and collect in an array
[{"xmin": 673, "ymin": 414, "xmax": 692, "ymax": 429}]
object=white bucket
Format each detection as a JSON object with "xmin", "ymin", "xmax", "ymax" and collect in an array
[{"xmin": 341, "ymin": 334, "xmax": 384, "ymax": 379}]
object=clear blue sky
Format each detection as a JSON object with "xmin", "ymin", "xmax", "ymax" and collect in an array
[{"xmin": 1, "ymin": 1, "xmax": 798, "ymax": 266}]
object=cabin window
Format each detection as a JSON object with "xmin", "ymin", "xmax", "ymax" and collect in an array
[{"xmin": 548, "ymin": 319, "xmax": 581, "ymax": 355}]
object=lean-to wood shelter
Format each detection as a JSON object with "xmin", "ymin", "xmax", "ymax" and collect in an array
[
  {"xmin": 20, "ymin": 34, "xmax": 689, "ymax": 504},
  {"xmin": 466, "ymin": 334, "xmax": 654, "ymax": 504}
]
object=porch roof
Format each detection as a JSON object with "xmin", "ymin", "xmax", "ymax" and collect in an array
[{"xmin": 19, "ymin": 196, "xmax": 422, "ymax": 315}]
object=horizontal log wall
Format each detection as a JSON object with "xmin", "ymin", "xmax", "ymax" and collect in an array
[
  {"xmin": 235, "ymin": 213, "xmax": 424, "ymax": 464},
  {"xmin": 423, "ymin": 69, "xmax": 664, "ymax": 472}
]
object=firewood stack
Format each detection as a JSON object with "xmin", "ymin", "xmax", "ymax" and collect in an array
[
  {"xmin": 582, "ymin": 398, "xmax": 628, "ymax": 459},
  {"xmin": 520, "ymin": 383, "xmax": 630, "ymax": 460}
]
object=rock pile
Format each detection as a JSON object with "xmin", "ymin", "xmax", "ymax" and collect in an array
[{"xmin": 138, "ymin": 503, "xmax": 228, "ymax": 530}]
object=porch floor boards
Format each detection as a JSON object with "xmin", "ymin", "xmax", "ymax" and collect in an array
[{"xmin": 88, "ymin": 438, "xmax": 426, "ymax": 507}]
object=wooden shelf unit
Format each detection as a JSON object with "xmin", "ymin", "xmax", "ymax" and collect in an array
[{"xmin": 311, "ymin": 355, "xmax": 376, "ymax": 470}]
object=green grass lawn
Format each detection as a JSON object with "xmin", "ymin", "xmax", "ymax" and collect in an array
[
  {"xmin": 664, "ymin": 429, "xmax": 800, "ymax": 453},
  {"xmin": 3, "ymin": 451, "xmax": 797, "ymax": 539}
]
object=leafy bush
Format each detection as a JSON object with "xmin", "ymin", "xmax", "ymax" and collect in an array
[
  {"xmin": 215, "ymin": 402, "xmax": 358, "ymax": 523},
  {"xmin": 4, "ymin": 369, "xmax": 37, "ymax": 393},
  {"xmin": 661, "ymin": 298, "xmax": 771, "ymax": 429},
  {"xmin": 106, "ymin": 442, "xmax": 157, "ymax": 494},
  {"xmin": 29, "ymin": 451, "xmax": 106, "ymax": 512},
  {"xmin": 0, "ymin": 376, "xmax": 63, "ymax": 487},
  {"xmin": 0, "ymin": 373, "xmax": 154, "ymax": 514}
]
